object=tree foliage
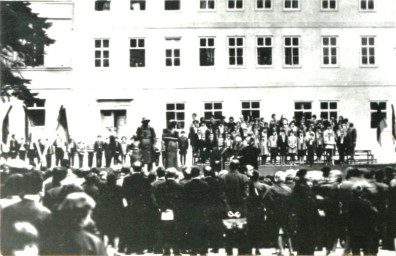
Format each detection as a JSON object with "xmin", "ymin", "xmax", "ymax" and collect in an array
[{"xmin": 0, "ymin": 1, "xmax": 55, "ymax": 103}]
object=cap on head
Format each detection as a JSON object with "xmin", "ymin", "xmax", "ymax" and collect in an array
[{"xmin": 141, "ymin": 117, "xmax": 150, "ymax": 123}]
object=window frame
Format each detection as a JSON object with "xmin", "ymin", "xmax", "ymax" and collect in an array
[
  {"xmin": 255, "ymin": 0, "xmax": 272, "ymax": 11},
  {"xmin": 321, "ymin": 36, "xmax": 339, "ymax": 68},
  {"xmin": 294, "ymin": 101, "xmax": 313, "ymax": 123},
  {"xmin": 227, "ymin": 0, "xmax": 244, "ymax": 11},
  {"xmin": 199, "ymin": 37, "xmax": 216, "ymax": 67},
  {"xmin": 283, "ymin": 0, "xmax": 300, "ymax": 11},
  {"xmin": 283, "ymin": 36, "xmax": 301, "ymax": 68},
  {"xmin": 204, "ymin": 101, "xmax": 223, "ymax": 120},
  {"xmin": 95, "ymin": 0, "xmax": 111, "ymax": 11},
  {"xmin": 359, "ymin": 0, "xmax": 375, "ymax": 12},
  {"xmin": 319, "ymin": 101, "xmax": 339, "ymax": 120},
  {"xmin": 165, "ymin": 37, "xmax": 181, "ymax": 67},
  {"xmin": 130, "ymin": 0, "xmax": 146, "ymax": 10},
  {"xmin": 241, "ymin": 101, "xmax": 261, "ymax": 121},
  {"xmin": 129, "ymin": 37, "xmax": 146, "ymax": 68},
  {"xmin": 199, "ymin": 0, "xmax": 216, "ymax": 11},
  {"xmin": 369, "ymin": 101, "xmax": 387, "ymax": 129},
  {"xmin": 166, "ymin": 102, "xmax": 186, "ymax": 129},
  {"xmin": 256, "ymin": 35, "xmax": 273, "ymax": 68},
  {"xmin": 360, "ymin": 36, "xmax": 377, "ymax": 67},
  {"xmin": 94, "ymin": 38, "xmax": 110, "ymax": 68},
  {"xmin": 320, "ymin": 0, "xmax": 337, "ymax": 11},
  {"xmin": 227, "ymin": 36, "xmax": 245, "ymax": 68},
  {"xmin": 26, "ymin": 99, "xmax": 46, "ymax": 127}
]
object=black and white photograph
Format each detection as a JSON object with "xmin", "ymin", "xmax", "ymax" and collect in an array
[{"xmin": 1, "ymin": 0, "xmax": 396, "ymax": 255}]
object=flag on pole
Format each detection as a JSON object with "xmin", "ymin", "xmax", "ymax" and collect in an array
[
  {"xmin": 377, "ymin": 115, "xmax": 387, "ymax": 146},
  {"xmin": 56, "ymin": 105, "xmax": 69, "ymax": 143},
  {"xmin": 392, "ymin": 104, "xmax": 396, "ymax": 142},
  {"xmin": 23, "ymin": 106, "xmax": 35, "ymax": 141},
  {"xmin": 2, "ymin": 106, "xmax": 12, "ymax": 144}
]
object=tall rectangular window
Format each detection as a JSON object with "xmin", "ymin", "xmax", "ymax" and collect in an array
[
  {"xmin": 242, "ymin": 101, "xmax": 260, "ymax": 121},
  {"xmin": 165, "ymin": 0, "xmax": 180, "ymax": 10},
  {"xmin": 370, "ymin": 101, "xmax": 386, "ymax": 128},
  {"xmin": 361, "ymin": 36, "xmax": 376, "ymax": 66},
  {"xmin": 165, "ymin": 37, "xmax": 181, "ymax": 67},
  {"xmin": 166, "ymin": 103, "xmax": 185, "ymax": 129},
  {"xmin": 321, "ymin": 0, "xmax": 336, "ymax": 10},
  {"xmin": 130, "ymin": 38, "xmax": 145, "ymax": 67},
  {"xmin": 228, "ymin": 36, "xmax": 244, "ymax": 67},
  {"xmin": 256, "ymin": 0, "xmax": 272, "ymax": 9},
  {"xmin": 284, "ymin": 36, "xmax": 300, "ymax": 66},
  {"xmin": 320, "ymin": 101, "xmax": 338, "ymax": 120},
  {"xmin": 228, "ymin": 0, "xmax": 243, "ymax": 10},
  {"xmin": 322, "ymin": 36, "xmax": 338, "ymax": 66},
  {"xmin": 130, "ymin": 0, "xmax": 146, "ymax": 10},
  {"xmin": 284, "ymin": 0, "xmax": 299, "ymax": 10},
  {"xmin": 360, "ymin": 0, "xmax": 374, "ymax": 10},
  {"xmin": 26, "ymin": 99, "xmax": 46, "ymax": 126},
  {"xmin": 95, "ymin": 0, "xmax": 111, "ymax": 11},
  {"xmin": 294, "ymin": 102, "xmax": 312, "ymax": 123},
  {"xmin": 199, "ymin": 37, "xmax": 215, "ymax": 66},
  {"xmin": 257, "ymin": 36, "xmax": 272, "ymax": 66},
  {"xmin": 204, "ymin": 102, "xmax": 223, "ymax": 120},
  {"xmin": 200, "ymin": 0, "xmax": 215, "ymax": 9},
  {"xmin": 95, "ymin": 39, "xmax": 109, "ymax": 67}
]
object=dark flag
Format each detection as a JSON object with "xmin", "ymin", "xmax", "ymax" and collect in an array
[
  {"xmin": 2, "ymin": 106, "xmax": 12, "ymax": 144},
  {"xmin": 377, "ymin": 115, "xmax": 387, "ymax": 146},
  {"xmin": 23, "ymin": 106, "xmax": 35, "ymax": 141},
  {"xmin": 56, "ymin": 105, "xmax": 69, "ymax": 143},
  {"xmin": 392, "ymin": 104, "xmax": 396, "ymax": 142}
]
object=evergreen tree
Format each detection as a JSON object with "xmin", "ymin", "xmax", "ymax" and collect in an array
[{"xmin": 0, "ymin": 1, "xmax": 55, "ymax": 103}]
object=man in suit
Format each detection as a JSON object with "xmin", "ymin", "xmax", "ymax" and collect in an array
[
  {"xmin": 203, "ymin": 166, "xmax": 226, "ymax": 253},
  {"xmin": 220, "ymin": 159, "xmax": 250, "ymax": 255},
  {"xmin": 94, "ymin": 135, "xmax": 104, "ymax": 167},
  {"xmin": 54, "ymin": 134, "xmax": 66, "ymax": 166},
  {"xmin": 178, "ymin": 131, "xmax": 189, "ymax": 166},
  {"xmin": 155, "ymin": 168, "xmax": 184, "ymax": 255},
  {"xmin": 278, "ymin": 129, "xmax": 288, "ymax": 165},
  {"xmin": 346, "ymin": 122, "xmax": 357, "ymax": 161},
  {"xmin": 9, "ymin": 134, "xmax": 19, "ymax": 159},
  {"xmin": 189, "ymin": 120, "xmax": 200, "ymax": 163},
  {"xmin": 238, "ymin": 137, "xmax": 260, "ymax": 170},
  {"xmin": 183, "ymin": 166, "xmax": 209, "ymax": 255},
  {"xmin": 122, "ymin": 161, "xmax": 155, "ymax": 254}
]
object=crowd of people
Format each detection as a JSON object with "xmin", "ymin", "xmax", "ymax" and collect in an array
[
  {"xmin": 0, "ymin": 156, "xmax": 395, "ymax": 256},
  {"xmin": 0, "ymin": 113, "xmax": 358, "ymax": 172}
]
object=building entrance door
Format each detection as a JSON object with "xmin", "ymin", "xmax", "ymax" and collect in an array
[{"xmin": 100, "ymin": 109, "xmax": 127, "ymax": 134}]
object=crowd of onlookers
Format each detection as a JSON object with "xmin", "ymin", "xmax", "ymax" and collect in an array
[
  {"xmin": 0, "ymin": 113, "xmax": 357, "ymax": 172},
  {"xmin": 0, "ymin": 157, "xmax": 395, "ymax": 256}
]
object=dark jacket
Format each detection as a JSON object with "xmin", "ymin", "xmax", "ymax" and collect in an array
[{"xmin": 220, "ymin": 170, "xmax": 249, "ymax": 214}]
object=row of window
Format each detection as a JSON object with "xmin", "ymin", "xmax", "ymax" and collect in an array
[
  {"xmin": 95, "ymin": 0, "xmax": 375, "ymax": 12},
  {"xmin": 94, "ymin": 36, "xmax": 376, "ymax": 68},
  {"xmin": 25, "ymin": 99, "xmax": 387, "ymax": 130}
]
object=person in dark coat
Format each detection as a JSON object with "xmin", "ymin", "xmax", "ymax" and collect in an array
[
  {"xmin": 178, "ymin": 131, "xmax": 189, "ymax": 166},
  {"xmin": 290, "ymin": 169, "xmax": 320, "ymax": 256},
  {"xmin": 96, "ymin": 171, "xmax": 123, "ymax": 250},
  {"xmin": 150, "ymin": 166, "xmax": 166, "ymax": 253},
  {"xmin": 82, "ymin": 172, "xmax": 100, "ymax": 203},
  {"xmin": 121, "ymin": 161, "xmax": 155, "ymax": 254},
  {"xmin": 183, "ymin": 166, "xmax": 209, "ymax": 255},
  {"xmin": 137, "ymin": 118, "xmax": 156, "ymax": 171},
  {"xmin": 44, "ymin": 167, "xmax": 67, "ymax": 192},
  {"xmin": 277, "ymin": 129, "xmax": 288, "ymax": 165},
  {"xmin": 220, "ymin": 159, "xmax": 250, "ymax": 255},
  {"xmin": 203, "ymin": 166, "xmax": 227, "ymax": 253},
  {"xmin": 238, "ymin": 137, "xmax": 260, "ymax": 170},
  {"xmin": 104, "ymin": 136, "xmax": 113, "ymax": 168},
  {"xmin": 94, "ymin": 135, "xmax": 104, "ymax": 168},
  {"xmin": 9, "ymin": 134, "xmax": 19, "ymax": 159},
  {"xmin": 155, "ymin": 168, "xmax": 184, "ymax": 255},
  {"xmin": 43, "ymin": 192, "xmax": 106, "ymax": 255}
]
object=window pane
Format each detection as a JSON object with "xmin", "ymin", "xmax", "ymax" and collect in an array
[
  {"xmin": 257, "ymin": 37, "xmax": 264, "ymax": 46},
  {"xmin": 285, "ymin": 37, "xmax": 291, "ymax": 46},
  {"xmin": 29, "ymin": 110, "xmax": 45, "ymax": 126},
  {"xmin": 252, "ymin": 110, "xmax": 260, "ymax": 118},
  {"xmin": 176, "ymin": 103, "xmax": 184, "ymax": 110},
  {"xmin": 304, "ymin": 103, "xmax": 312, "ymax": 109},
  {"xmin": 95, "ymin": 59, "xmax": 101, "ymax": 67},
  {"xmin": 321, "ymin": 112, "xmax": 329, "ymax": 120},
  {"xmin": 208, "ymin": 38, "xmax": 214, "ymax": 46},
  {"xmin": 330, "ymin": 112, "xmax": 338, "ymax": 120},
  {"xmin": 378, "ymin": 102, "xmax": 386, "ymax": 110},
  {"xmin": 214, "ymin": 103, "xmax": 222, "ymax": 109},
  {"xmin": 95, "ymin": 51, "xmax": 101, "ymax": 58},
  {"xmin": 166, "ymin": 49, "xmax": 172, "ymax": 57},
  {"xmin": 205, "ymin": 103, "xmax": 212, "ymax": 110},
  {"xmin": 323, "ymin": 37, "xmax": 329, "ymax": 46},
  {"xmin": 295, "ymin": 102, "xmax": 302, "ymax": 109},
  {"xmin": 252, "ymin": 101, "xmax": 260, "ymax": 108},
  {"xmin": 242, "ymin": 102, "xmax": 250, "ymax": 109},
  {"xmin": 167, "ymin": 112, "xmax": 175, "ymax": 120},
  {"xmin": 237, "ymin": 38, "xmax": 243, "ymax": 46},
  {"xmin": 174, "ymin": 58, "xmax": 180, "ymax": 66},
  {"xmin": 176, "ymin": 112, "xmax": 185, "ymax": 120},
  {"xmin": 166, "ymin": 59, "xmax": 172, "ymax": 66},
  {"xmin": 103, "ymin": 59, "xmax": 109, "ymax": 67},
  {"xmin": 362, "ymin": 37, "xmax": 367, "ymax": 45},
  {"xmin": 138, "ymin": 39, "xmax": 145, "ymax": 47},
  {"xmin": 292, "ymin": 38, "xmax": 299, "ymax": 46},
  {"xmin": 229, "ymin": 38, "xmax": 235, "ymax": 46},
  {"xmin": 330, "ymin": 37, "xmax": 336, "ymax": 45},
  {"xmin": 130, "ymin": 49, "xmax": 145, "ymax": 67},
  {"xmin": 204, "ymin": 112, "xmax": 212, "ymax": 119},
  {"xmin": 321, "ymin": 102, "xmax": 328, "ymax": 109},
  {"xmin": 200, "ymin": 38, "xmax": 206, "ymax": 47},
  {"xmin": 103, "ymin": 40, "xmax": 109, "ymax": 47},
  {"xmin": 265, "ymin": 37, "xmax": 271, "ymax": 45},
  {"xmin": 214, "ymin": 111, "xmax": 222, "ymax": 119},
  {"xmin": 95, "ymin": 40, "xmax": 101, "ymax": 48},
  {"xmin": 130, "ymin": 39, "xmax": 137, "ymax": 48},
  {"xmin": 174, "ymin": 49, "xmax": 180, "ymax": 57},
  {"xmin": 370, "ymin": 102, "xmax": 378, "ymax": 110},
  {"xmin": 329, "ymin": 102, "xmax": 337, "ymax": 109},
  {"xmin": 167, "ymin": 104, "xmax": 175, "ymax": 110},
  {"xmin": 103, "ymin": 51, "xmax": 109, "ymax": 58}
]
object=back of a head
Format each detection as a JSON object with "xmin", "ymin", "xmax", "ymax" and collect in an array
[
  {"xmin": 60, "ymin": 159, "xmax": 70, "ymax": 168},
  {"xmin": 166, "ymin": 168, "xmax": 178, "ymax": 179},
  {"xmin": 52, "ymin": 167, "xmax": 67, "ymax": 184},
  {"xmin": 345, "ymin": 167, "xmax": 360, "ymax": 179},
  {"xmin": 156, "ymin": 166, "xmax": 166, "ymax": 178},
  {"xmin": 296, "ymin": 169, "xmax": 308, "ymax": 181},
  {"xmin": 190, "ymin": 166, "xmax": 201, "ymax": 178},
  {"xmin": 4, "ymin": 173, "xmax": 24, "ymax": 197},
  {"xmin": 57, "ymin": 192, "xmax": 96, "ymax": 226},
  {"xmin": 132, "ymin": 161, "xmax": 142, "ymax": 172},
  {"xmin": 229, "ymin": 159, "xmax": 240, "ymax": 172},
  {"xmin": 121, "ymin": 166, "xmax": 131, "ymax": 174},
  {"xmin": 203, "ymin": 166, "xmax": 213, "ymax": 177},
  {"xmin": 1, "ymin": 221, "xmax": 39, "ymax": 256},
  {"xmin": 23, "ymin": 171, "xmax": 43, "ymax": 195},
  {"xmin": 274, "ymin": 171, "xmax": 286, "ymax": 183},
  {"xmin": 375, "ymin": 170, "xmax": 385, "ymax": 183},
  {"xmin": 321, "ymin": 166, "xmax": 331, "ymax": 178},
  {"xmin": 106, "ymin": 171, "xmax": 117, "ymax": 186}
]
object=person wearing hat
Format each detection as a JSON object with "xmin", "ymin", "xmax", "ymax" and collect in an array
[
  {"xmin": 121, "ymin": 160, "xmax": 155, "ymax": 254},
  {"xmin": 136, "ymin": 117, "xmax": 156, "ymax": 172},
  {"xmin": 163, "ymin": 119, "xmax": 179, "ymax": 168},
  {"xmin": 42, "ymin": 192, "xmax": 105, "ymax": 255}
]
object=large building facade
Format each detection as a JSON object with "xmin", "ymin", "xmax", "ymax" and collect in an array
[{"xmin": 2, "ymin": 0, "xmax": 396, "ymax": 163}]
